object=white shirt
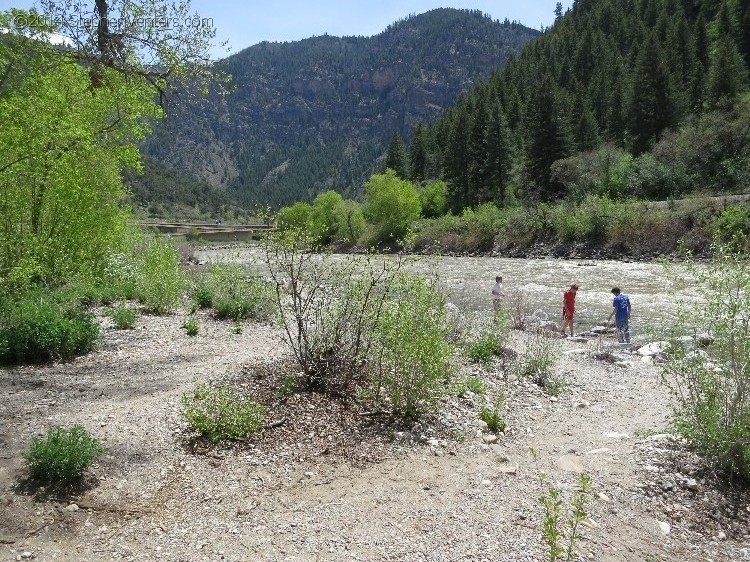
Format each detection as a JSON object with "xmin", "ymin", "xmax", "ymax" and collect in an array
[{"xmin": 491, "ymin": 282, "xmax": 504, "ymax": 300}]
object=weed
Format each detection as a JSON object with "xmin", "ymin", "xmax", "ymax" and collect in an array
[
  {"xmin": 479, "ymin": 393, "xmax": 506, "ymax": 433},
  {"xmin": 23, "ymin": 425, "xmax": 104, "ymax": 483},
  {"xmin": 182, "ymin": 383, "xmax": 264, "ymax": 444},
  {"xmin": 456, "ymin": 375, "xmax": 487, "ymax": 397},
  {"xmin": 183, "ymin": 316, "xmax": 199, "ymax": 336},
  {"xmin": 110, "ymin": 303, "xmax": 137, "ymax": 330},
  {"xmin": 516, "ymin": 334, "xmax": 564, "ymax": 395},
  {"xmin": 532, "ymin": 449, "xmax": 593, "ymax": 561}
]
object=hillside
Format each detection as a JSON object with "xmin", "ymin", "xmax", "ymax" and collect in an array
[
  {"xmin": 411, "ymin": 0, "xmax": 750, "ymax": 209},
  {"xmin": 141, "ymin": 9, "xmax": 540, "ymax": 206}
]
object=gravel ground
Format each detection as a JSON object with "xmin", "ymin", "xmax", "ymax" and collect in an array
[{"xmin": 1, "ymin": 310, "xmax": 748, "ymax": 562}]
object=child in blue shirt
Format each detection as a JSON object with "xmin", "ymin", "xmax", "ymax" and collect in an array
[{"xmin": 607, "ymin": 287, "xmax": 631, "ymax": 343}]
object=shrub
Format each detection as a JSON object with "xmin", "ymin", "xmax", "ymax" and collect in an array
[
  {"xmin": 479, "ymin": 393, "xmax": 506, "ymax": 433},
  {"xmin": 516, "ymin": 334, "xmax": 563, "ymax": 395},
  {"xmin": 263, "ymin": 230, "xmax": 456, "ymax": 416},
  {"xmin": 363, "ymin": 169, "xmax": 421, "ymax": 243},
  {"xmin": 456, "ymin": 375, "xmax": 487, "ymax": 397},
  {"xmin": 0, "ymin": 292, "xmax": 100, "ymax": 364},
  {"xmin": 183, "ymin": 316, "xmax": 199, "ymax": 336},
  {"xmin": 136, "ymin": 237, "xmax": 185, "ymax": 314},
  {"xmin": 465, "ymin": 313, "xmax": 510, "ymax": 365},
  {"xmin": 110, "ymin": 303, "xmax": 137, "ymax": 330},
  {"xmin": 662, "ymin": 240, "xmax": 750, "ymax": 480},
  {"xmin": 374, "ymin": 273, "xmax": 455, "ymax": 417},
  {"xmin": 205, "ymin": 265, "xmax": 275, "ymax": 322},
  {"xmin": 191, "ymin": 282, "xmax": 214, "ymax": 309},
  {"xmin": 23, "ymin": 425, "xmax": 104, "ymax": 483},
  {"xmin": 182, "ymin": 383, "xmax": 264, "ymax": 443}
]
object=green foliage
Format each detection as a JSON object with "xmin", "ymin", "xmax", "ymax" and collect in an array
[
  {"xmin": 263, "ymin": 231, "xmax": 456, "ymax": 416},
  {"xmin": 374, "ymin": 273, "xmax": 455, "ymax": 417},
  {"xmin": 465, "ymin": 313, "xmax": 510, "ymax": 365},
  {"xmin": 199, "ymin": 264, "xmax": 275, "ymax": 322},
  {"xmin": 191, "ymin": 283, "xmax": 214, "ymax": 310},
  {"xmin": 662, "ymin": 240, "xmax": 750, "ymax": 480},
  {"xmin": 332, "ymin": 199, "xmax": 366, "ymax": 243},
  {"xmin": 455, "ymin": 375, "xmax": 487, "ymax": 397},
  {"xmin": 711, "ymin": 203, "xmax": 750, "ymax": 249},
  {"xmin": 0, "ymin": 291, "xmax": 100, "ymax": 365},
  {"xmin": 479, "ymin": 393, "xmax": 506, "ymax": 433},
  {"xmin": 23, "ymin": 425, "xmax": 104, "ymax": 483},
  {"xmin": 420, "ymin": 180, "xmax": 449, "ymax": 218},
  {"xmin": 277, "ymin": 202, "xmax": 314, "ymax": 232},
  {"xmin": 182, "ymin": 383, "xmax": 264, "ymax": 444},
  {"xmin": 110, "ymin": 303, "xmax": 138, "ymax": 330},
  {"xmin": 310, "ymin": 190, "xmax": 344, "ymax": 241},
  {"xmin": 136, "ymin": 237, "xmax": 185, "ymax": 315},
  {"xmin": 536, "ymin": 469, "xmax": 592, "ymax": 562},
  {"xmin": 516, "ymin": 335, "xmax": 563, "ymax": 395},
  {"xmin": 183, "ymin": 316, "xmax": 199, "ymax": 336},
  {"xmin": 363, "ymin": 169, "xmax": 422, "ymax": 244}
]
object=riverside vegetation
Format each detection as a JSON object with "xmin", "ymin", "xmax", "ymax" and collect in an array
[{"xmin": 2, "ymin": 1, "xmax": 750, "ymax": 559}]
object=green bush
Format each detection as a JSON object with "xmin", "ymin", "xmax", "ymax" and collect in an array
[
  {"xmin": 374, "ymin": 273, "xmax": 455, "ymax": 417},
  {"xmin": 663, "ymin": 240, "xmax": 750, "ymax": 480},
  {"xmin": 515, "ymin": 334, "xmax": 563, "ymax": 395},
  {"xmin": 182, "ymin": 383, "xmax": 264, "ymax": 443},
  {"xmin": 479, "ymin": 393, "xmax": 506, "ymax": 433},
  {"xmin": 23, "ymin": 425, "xmax": 104, "ymax": 483},
  {"xmin": 465, "ymin": 314, "xmax": 509, "ymax": 365},
  {"xmin": 183, "ymin": 316, "xmax": 199, "ymax": 336},
  {"xmin": 191, "ymin": 282, "xmax": 214, "ymax": 309},
  {"xmin": 110, "ymin": 303, "xmax": 137, "ymax": 330},
  {"xmin": 203, "ymin": 264, "xmax": 275, "ymax": 322},
  {"xmin": 136, "ymin": 237, "xmax": 185, "ymax": 314},
  {"xmin": 363, "ymin": 169, "xmax": 422, "ymax": 244},
  {"xmin": 0, "ymin": 292, "xmax": 100, "ymax": 364},
  {"xmin": 456, "ymin": 375, "xmax": 487, "ymax": 396}
]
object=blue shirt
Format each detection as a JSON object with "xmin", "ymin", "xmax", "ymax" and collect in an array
[{"xmin": 613, "ymin": 294, "xmax": 630, "ymax": 321}]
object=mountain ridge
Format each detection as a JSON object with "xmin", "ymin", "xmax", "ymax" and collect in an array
[{"xmin": 140, "ymin": 8, "xmax": 540, "ymax": 207}]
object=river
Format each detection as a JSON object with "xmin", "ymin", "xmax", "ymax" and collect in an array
[{"xmin": 194, "ymin": 246, "xmax": 699, "ymax": 339}]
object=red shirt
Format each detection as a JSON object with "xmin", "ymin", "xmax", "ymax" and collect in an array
[{"xmin": 563, "ymin": 288, "xmax": 576, "ymax": 313}]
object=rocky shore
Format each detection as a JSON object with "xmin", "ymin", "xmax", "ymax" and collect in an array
[{"xmin": 0, "ymin": 310, "xmax": 747, "ymax": 561}]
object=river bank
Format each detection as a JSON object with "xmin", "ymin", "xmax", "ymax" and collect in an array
[{"xmin": 0, "ymin": 305, "xmax": 748, "ymax": 561}]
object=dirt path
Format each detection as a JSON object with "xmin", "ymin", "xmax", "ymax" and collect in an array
[{"xmin": 0, "ymin": 312, "xmax": 748, "ymax": 561}]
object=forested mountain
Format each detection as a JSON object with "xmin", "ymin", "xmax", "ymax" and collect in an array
[
  {"xmin": 410, "ymin": 0, "xmax": 750, "ymax": 210},
  {"xmin": 141, "ymin": 9, "xmax": 539, "ymax": 206}
]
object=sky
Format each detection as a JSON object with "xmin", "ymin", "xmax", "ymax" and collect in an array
[{"xmin": 2, "ymin": 1, "xmax": 572, "ymax": 59}]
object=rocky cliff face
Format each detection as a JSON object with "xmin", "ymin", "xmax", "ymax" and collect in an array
[{"xmin": 143, "ymin": 9, "xmax": 539, "ymax": 206}]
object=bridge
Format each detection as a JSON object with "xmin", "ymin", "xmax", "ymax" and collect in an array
[{"xmin": 140, "ymin": 221, "xmax": 276, "ymax": 242}]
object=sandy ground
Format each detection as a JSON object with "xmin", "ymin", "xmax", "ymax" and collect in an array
[{"xmin": 0, "ymin": 309, "xmax": 748, "ymax": 562}]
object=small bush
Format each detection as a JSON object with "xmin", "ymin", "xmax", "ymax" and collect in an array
[
  {"xmin": 191, "ymin": 283, "xmax": 214, "ymax": 309},
  {"xmin": 183, "ymin": 316, "xmax": 199, "ymax": 336},
  {"xmin": 0, "ymin": 292, "xmax": 100, "ymax": 364},
  {"xmin": 465, "ymin": 313, "xmax": 509, "ymax": 364},
  {"xmin": 110, "ymin": 303, "xmax": 137, "ymax": 330},
  {"xmin": 136, "ymin": 237, "xmax": 185, "ymax": 314},
  {"xmin": 516, "ymin": 334, "xmax": 563, "ymax": 395},
  {"xmin": 374, "ymin": 273, "xmax": 456, "ymax": 417},
  {"xmin": 182, "ymin": 383, "xmax": 264, "ymax": 443},
  {"xmin": 663, "ymin": 240, "xmax": 750, "ymax": 480},
  {"xmin": 23, "ymin": 425, "xmax": 104, "ymax": 483},
  {"xmin": 202, "ymin": 265, "xmax": 275, "ymax": 322},
  {"xmin": 456, "ymin": 375, "xmax": 487, "ymax": 397},
  {"xmin": 479, "ymin": 393, "xmax": 506, "ymax": 433}
]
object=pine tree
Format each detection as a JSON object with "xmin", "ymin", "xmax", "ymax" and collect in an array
[
  {"xmin": 409, "ymin": 123, "xmax": 427, "ymax": 183},
  {"xmin": 484, "ymin": 101, "xmax": 513, "ymax": 205},
  {"xmin": 628, "ymin": 31, "xmax": 674, "ymax": 154},
  {"xmin": 708, "ymin": 36, "xmax": 748, "ymax": 106},
  {"xmin": 444, "ymin": 108, "xmax": 471, "ymax": 211},
  {"xmin": 737, "ymin": 0, "xmax": 750, "ymax": 66},
  {"xmin": 572, "ymin": 92, "xmax": 601, "ymax": 152},
  {"xmin": 384, "ymin": 132, "xmax": 409, "ymax": 179},
  {"xmin": 467, "ymin": 88, "xmax": 490, "ymax": 207},
  {"xmin": 523, "ymin": 75, "xmax": 572, "ymax": 199}
]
